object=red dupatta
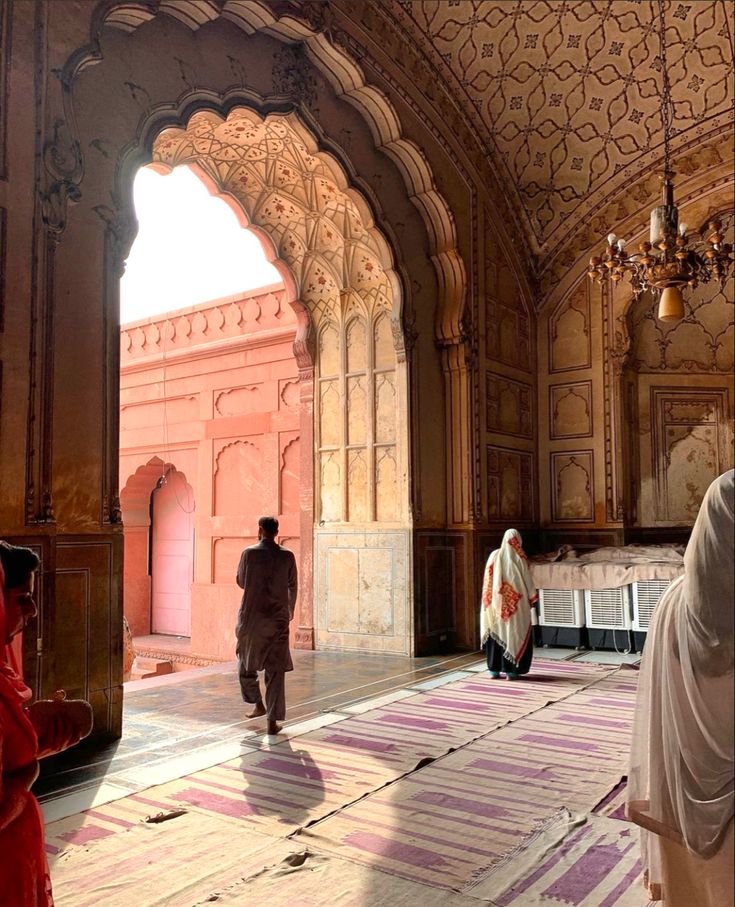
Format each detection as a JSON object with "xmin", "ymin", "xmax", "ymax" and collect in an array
[{"xmin": 0, "ymin": 559, "xmax": 54, "ymax": 907}]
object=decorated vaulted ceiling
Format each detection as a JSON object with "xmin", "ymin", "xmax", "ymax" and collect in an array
[{"xmin": 385, "ymin": 0, "xmax": 734, "ymax": 264}]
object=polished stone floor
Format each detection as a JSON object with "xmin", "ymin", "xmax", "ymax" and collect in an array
[{"xmin": 36, "ymin": 648, "xmax": 482, "ymax": 804}]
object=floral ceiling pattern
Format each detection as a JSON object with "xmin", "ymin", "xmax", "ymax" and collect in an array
[{"xmin": 388, "ymin": 0, "xmax": 734, "ymax": 258}]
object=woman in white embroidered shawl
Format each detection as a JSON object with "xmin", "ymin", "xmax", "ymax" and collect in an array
[
  {"xmin": 627, "ymin": 469, "xmax": 734, "ymax": 906},
  {"xmin": 480, "ymin": 529, "xmax": 538, "ymax": 679}
]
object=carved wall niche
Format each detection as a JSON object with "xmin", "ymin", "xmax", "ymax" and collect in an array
[
  {"xmin": 487, "ymin": 301, "xmax": 532, "ymax": 372},
  {"xmin": 215, "ymin": 385, "xmax": 265, "ymax": 417},
  {"xmin": 213, "ymin": 440, "xmax": 264, "ymax": 519},
  {"xmin": 212, "ymin": 536, "xmax": 256, "ymax": 584},
  {"xmin": 551, "ymin": 451, "xmax": 595, "ymax": 522},
  {"xmin": 550, "ymin": 281, "xmax": 591, "ymax": 372},
  {"xmin": 550, "ymin": 381, "xmax": 593, "ymax": 439},
  {"xmin": 487, "ymin": 446, "xmax": 534, "ymax": 522},
  {"xmin": 279, "ymin": 433, "xmax": 300, "ymax": 516},
  {"xmin": 652, "ymin": 388, "xmax": 730, "ymax": 524},
  {"xmin": 279, "ymin": 379, "xmax": 300, "ymax": 411},
  {"xmin": 487, "ymin": 375, "xmax": 533, "ymax": 438}
]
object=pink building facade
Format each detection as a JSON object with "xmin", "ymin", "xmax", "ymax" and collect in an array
[{"xmin": 119, "ymin": 283, "xmax": 302, "ymax": 659}]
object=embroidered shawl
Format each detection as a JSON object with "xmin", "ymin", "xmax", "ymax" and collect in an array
[{"xmin": 480, "ymin": 529, "xmax": 538, "ymax": 666}]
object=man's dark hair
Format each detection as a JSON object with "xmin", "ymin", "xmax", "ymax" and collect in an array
[
  {"xmin": 258, "ymin": 516, "xmax": 279, "ymax": 538},
  {"xmin": 0, "ymin": 541, "xmax": 41, "ymax": 589}
]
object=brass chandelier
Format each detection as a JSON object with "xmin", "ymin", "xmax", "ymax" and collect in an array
[{"xmin": 587, "ymin": 0, "xmax": 733, "ymax": 322}]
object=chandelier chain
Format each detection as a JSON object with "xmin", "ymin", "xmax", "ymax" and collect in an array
[
  {"xmin": 657, "ymin": 0, "xmax": 674, "ymax": 174},
  {"xmin": 587, "ymin": 0, "xmax": 733, "ymax": 322}
]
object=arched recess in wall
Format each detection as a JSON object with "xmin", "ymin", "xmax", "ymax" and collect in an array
[
  {"xmin": 618, "ymin": 209, "xmax": 735, "ymax": 532},
  {"xmin": 136, "ymin": 106, "xmax": 413, "ymax": 654},
  {"xmin": 67, "ymin": 0, "xmax": 466, "ymax": 346},
  {"xmin": 39, "ymin": 3, "xmax": 469, "ymax": 671},
  {"xmin": 119, "ymin": 458, "xmax": 194, "ymax": 638}
]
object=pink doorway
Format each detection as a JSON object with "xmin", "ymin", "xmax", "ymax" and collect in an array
[{"xmin": 150, "ymin": 471, "xmax": 194, "ymax": 636}]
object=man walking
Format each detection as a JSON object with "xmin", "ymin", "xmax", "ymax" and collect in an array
[{"xmin": 235, "ymin": 516, "xmax": 298, "ymax": 735}]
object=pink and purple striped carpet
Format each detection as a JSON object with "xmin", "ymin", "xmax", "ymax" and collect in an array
[{"xmin": 47, "ymin": 661, "xmax": 648, "ymax": 906}]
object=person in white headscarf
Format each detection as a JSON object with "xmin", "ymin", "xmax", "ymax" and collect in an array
[
  {"xmin": 627, "ymin": 469, "xmax": 734, "ymax": 906},
  {"xmin": 480, "ymin": 529, "xmax": 538, "ymax": 679}
]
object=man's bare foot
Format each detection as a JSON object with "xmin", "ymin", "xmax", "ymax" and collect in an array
[
  {"xmin": 267, "ymin": 720, "xmax": 282, "ymax": 735},
  {"xmin": 246, "ymin": 703, "xmax": 266, "ymax": 719}
]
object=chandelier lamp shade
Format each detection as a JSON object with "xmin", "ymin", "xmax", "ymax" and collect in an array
[{"xmin": 587, "ymin": 1, "xmax": 733, "ymax": 323}]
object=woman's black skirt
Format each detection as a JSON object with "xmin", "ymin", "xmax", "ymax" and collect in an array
[{"xmin": 485, "ymin": 636, "xmax": 533, "ymax": 676}]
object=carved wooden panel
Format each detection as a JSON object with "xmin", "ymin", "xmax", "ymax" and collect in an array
[
  {"xmin": 551, "ymin": 451, "xmax": 595, "ymax": 522},
  {"xmin": 550, "ymin": 282, "xmax": 591, "ymax": 372},
  {"xmin": 550, "ymin": 381, "xmax": 593, "ymax": 439},
  {"xmin": 652, "ymin": 387, "xmax": 730, "ymax": 523},
  {"xmin": 487, "ymin": 445, "xmax": 534, "ymax": 522},
  {"xmin": 51, "ymin": 539, "xmax": 119, "ymax": 737},
  {"xmin": 487, "ymin": 374, "xmax": 533, "ymax": 438}
]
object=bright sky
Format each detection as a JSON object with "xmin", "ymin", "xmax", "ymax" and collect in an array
[{"xmin": 120, "ymin": 166, "xmax": 281, "ymax": 324}]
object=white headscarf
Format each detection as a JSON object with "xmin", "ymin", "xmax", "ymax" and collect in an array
[
  {"xmin": 480, "ymin": 529, "xmax": 537, "ymax": 666},
  {"xmin": 627, "ymin": 470, "xmax": 734, "ymax": 886}
]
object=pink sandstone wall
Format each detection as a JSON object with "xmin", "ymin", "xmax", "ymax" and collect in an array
[{"xmin": 119, "ymin": 284, "xmax": 302, "ymax": 659}]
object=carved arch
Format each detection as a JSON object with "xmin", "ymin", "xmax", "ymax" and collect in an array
[{"xmin": 59, "ymin": 0, "xmax": 467, "ymax": 345}]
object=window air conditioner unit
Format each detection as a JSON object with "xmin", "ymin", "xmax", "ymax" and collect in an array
[
  {"xmin": 584, "ymin": 586, "xmax": 632, "ymax": 630},
  {"xmin": 538, "ymin": 589, "xmax": 585, "ymax": 628},
  {"xmin": 631, "ymin": 579, "xmax": 672, "ymax": 632}
]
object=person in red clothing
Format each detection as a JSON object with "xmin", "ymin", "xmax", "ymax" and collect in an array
[{"xmin": 0, "ymin": 542, "xmax": 90, "ymax": 906}]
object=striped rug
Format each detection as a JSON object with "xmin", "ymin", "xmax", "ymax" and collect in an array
[
  {"xmin": 46, "ymin": 660, "xmax": 617, "ymax": 855},
  {"xmin": 297, "ymin": 667, "xmax": 638, "ymax": 892},
  {"xmin": 46, "ymin": 660, "xmax": 642, "ymax": 906},
  {"xmin": 468, "ymin": 810, "xmax": 651, "ymax": 906}
]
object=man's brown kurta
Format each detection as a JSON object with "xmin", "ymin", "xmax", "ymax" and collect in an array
[{"xmin": 235, "ymin": 539, "xmax": 297, "ymax": 677}]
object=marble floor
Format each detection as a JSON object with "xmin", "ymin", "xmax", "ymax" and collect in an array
[
  {"xmin": 37, "ymin": 646, "xmax": 640, "ymax": 820},
  {"xmin": 36, "ymin": 648, "xmax": 484, "ymax": 810}
]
